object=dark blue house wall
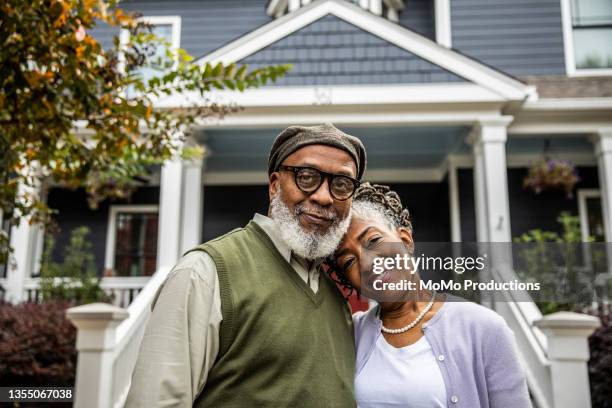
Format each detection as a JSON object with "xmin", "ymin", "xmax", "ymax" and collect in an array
[
  {"xmin": 90, "ymin": 0, "xmax": 271, "ymax": 59},
  {"xmin": 451, "ymin": 0, "xmax": 566, "ymax": 76}
]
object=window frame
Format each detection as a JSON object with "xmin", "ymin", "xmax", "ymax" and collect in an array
[
  {"xmin": 561, "ymin": 0, "xmax": 612, "ymax": 77},
  {"xmin": 577, "ymin": 188, "xmax": 604, "ymax": 242},
  {"xmin": 119, "ymin": 15, "xmax": 182, "ymax": 74},
  {"xmin": 104, "ymin": 204, "xmax": 159, "ymax": 276}
]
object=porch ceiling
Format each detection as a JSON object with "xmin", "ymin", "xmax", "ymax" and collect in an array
[{"xmin": 200, "ymin": 126, "xmax": 470, "ymax": 173}]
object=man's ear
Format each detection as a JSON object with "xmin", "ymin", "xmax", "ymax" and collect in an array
[
  {"xmin": 269, "ymin": 172, "xmax": 280, "ymax": 201},
  {"xmin": 397, "ymin": 227, "xmax": 414, "ymax": 254}
]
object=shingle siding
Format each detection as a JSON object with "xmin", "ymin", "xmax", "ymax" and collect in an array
[
  {"xmin": 399, "ymin": 0, "xmax": 435, "ymax": 40},
  {"xmin": 451, "ymin": 0, "xmax": 566, "ymax": 76},
  {"xmin": 240, "ymin": 14, "xmax": 465, "ymax": 86},
  {"xmin": 90, "ymin": 0, "xmax": 271, "ymax": 58}
]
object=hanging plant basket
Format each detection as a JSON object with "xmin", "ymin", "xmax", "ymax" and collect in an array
[{"xmin": 523, "ymin": 159, "xmax": 580, "ymax": 198}]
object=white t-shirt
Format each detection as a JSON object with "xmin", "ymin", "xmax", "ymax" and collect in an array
[{"xmin": 355, "ymin": 335, "xmax": 447, "ymax": 408}]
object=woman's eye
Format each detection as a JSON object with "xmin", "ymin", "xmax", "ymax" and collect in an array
[
  {"xmin": 341, "ymin": 258, "xmax": 355, "ymax": 272},
  {"xmin": 367, "ymin": 235, "xmax": 383, "ymax": 248}
]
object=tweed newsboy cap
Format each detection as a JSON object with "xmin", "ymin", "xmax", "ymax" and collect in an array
[{"xmin": 268, "ymin": 123, "xmax": 367, "ymax": 180}]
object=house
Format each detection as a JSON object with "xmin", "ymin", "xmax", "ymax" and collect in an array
[{"xmin": 2, "ymin": 0, "xmax": 610, "ymax": 406}]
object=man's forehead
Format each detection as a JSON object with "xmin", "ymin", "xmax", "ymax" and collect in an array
[{"xmin": 283, "ymin": 144, "xmax": 357, "ymax": 175}]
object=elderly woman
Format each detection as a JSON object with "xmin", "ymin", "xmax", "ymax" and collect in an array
[{"xmin": 328, "ymin": 183, "xmax": 531, "ymax": 408}]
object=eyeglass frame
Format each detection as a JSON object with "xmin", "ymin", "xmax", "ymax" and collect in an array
[{"xmin": 277, "ymin": 165, "xmax": 361, "ymax": 201}]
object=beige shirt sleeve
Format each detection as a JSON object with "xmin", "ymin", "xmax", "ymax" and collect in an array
[{"xmin": 126, "ymin": 251, "xmax": 222, "ymax": 407}]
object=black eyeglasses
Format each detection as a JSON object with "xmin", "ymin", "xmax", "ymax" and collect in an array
[{"xmin": 278, "ymin": 165, "xmax": 360, "ymax": 201}]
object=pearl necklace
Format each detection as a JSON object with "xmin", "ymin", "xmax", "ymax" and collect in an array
[{"xmin": 380, "ymin": 291, "xmax": 436, "ymax": 335}]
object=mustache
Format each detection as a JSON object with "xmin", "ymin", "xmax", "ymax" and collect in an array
[{"xmin": 294, "ymin": 203, "xmax": 338, "ymax": 221}]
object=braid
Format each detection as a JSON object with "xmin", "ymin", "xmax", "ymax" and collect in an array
[{"xmin": 354, "ymin": 182, "xmax": 412, "ymax": 232}]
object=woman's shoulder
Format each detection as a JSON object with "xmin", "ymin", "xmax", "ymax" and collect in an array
[{"xmin": 439, "ymin": 299, "xmax": 509, "ymax": 333}]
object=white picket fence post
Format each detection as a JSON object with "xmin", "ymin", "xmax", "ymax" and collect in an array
[
  {"xmin": 66, "ymin": 303, "xmax": 129, "ymax": 408},
  {"xmin": 533, "ymin": 311, "xmax": 601, "ymax": 408}
]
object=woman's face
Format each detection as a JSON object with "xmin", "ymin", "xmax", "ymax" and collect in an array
[{"xmin": 333, "ymin": 213, "xmax": 414, "ymax": 294}]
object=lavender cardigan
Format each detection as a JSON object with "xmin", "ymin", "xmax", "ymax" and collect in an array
[{"xmin": 353, "ymin": 300, "xmax": 532, "ymax": 408}]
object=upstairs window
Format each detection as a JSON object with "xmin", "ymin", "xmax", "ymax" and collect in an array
[
  {"xmin": 121, "ymin": 16, "xmax": 181, "ymax": 84},
  {"xmin": 268, "ymin": 0, "xmax": 404, "ymax": 22},
  {"xmin": 564, "ymin": 0, "xmax": 612, "ymax": 75}
]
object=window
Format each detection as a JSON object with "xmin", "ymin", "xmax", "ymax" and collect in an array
[
  {"xmin": 578, "ymin": 189, "xmax": 606, "ymax": 242},
  {"xmin": 267, "ymin": 0, "xmax": 403, "ymax": 20},
  {"xmin": 120, "ymin": 16, "xmax": 181, "ymax": 83},
  {"xmin": 563, "ymin": 0, "xmax": 612, "ymax": 75},
  {"xmin": 105, "ymin": 205, "xmax": 159, "ymax": 277}
]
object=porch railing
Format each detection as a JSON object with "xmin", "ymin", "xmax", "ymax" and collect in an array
[
  {"xmin": 492, "ymin": 264, "xmax": 600, "ymax": 408},
  {"xmin": 23, "ymin": 276, "xmax": 150, "ymax": 308},
  {"xmin": 67, "ymin": 266, "xmax": 171, "ymax": 408}
]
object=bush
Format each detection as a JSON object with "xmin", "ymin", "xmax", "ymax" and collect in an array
[
  {"xmin": 0, "ymin": 300, "xmax": 76, "ymax": 387},
  {"xmin": 40, "ymin": 226, "xmax": 111, "ymax": 304},
  {"xmin": 589, "ymin": 307, "xmax": 612, "ymax": 408}
]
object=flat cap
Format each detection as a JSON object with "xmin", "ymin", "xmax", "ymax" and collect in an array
[{"xmin": 268, "ymin": 123, "xmax": 367, "ymax": 180}]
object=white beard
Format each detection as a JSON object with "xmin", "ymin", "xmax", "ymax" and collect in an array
[{"xmin": 269, "ymin": 191, "xmax": 351, "ymax": 261}]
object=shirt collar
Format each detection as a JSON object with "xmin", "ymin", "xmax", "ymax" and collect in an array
[
  {"xmin": 253, "ymin": 213, "xmax": 292, "ymax": 263},
  {"xmin": 252, "ymin": 213, "xmax": 324, "ymax": 269}
]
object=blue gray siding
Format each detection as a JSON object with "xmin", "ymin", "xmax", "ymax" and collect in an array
[
  {"xmin": 451, "ymin": 0, "xmax": 566, "ymax": 76},
  {"xmin": 399, "ymin": 0, "xmax": 435, "ymax": 40},
  {"xmin": 90, "ymin": 0, "xmax": 271, "ymax": 58},
  {"xmin": 240, "ymin": 14, "xmax": 466, "ymax": 86}
]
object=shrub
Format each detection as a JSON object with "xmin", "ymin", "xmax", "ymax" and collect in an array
[
  {"xmin": 39, "ymin": 226, "xmax": 111, "ymax": 304},
  {"xmin": 588, "ymin": 307, "xmax": 612, "ymax": 408},
  {"xmin": 0, "ymin": 300, "xmax": 76, "ymax": 387}
]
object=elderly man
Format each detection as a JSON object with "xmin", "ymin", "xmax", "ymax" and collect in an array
[{"xmin": 126, "ymin": 124, "xmax": 367, "ymax": 407}]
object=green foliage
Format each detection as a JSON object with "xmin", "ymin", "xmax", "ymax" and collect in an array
[
  {"xmin": 0, "ymin": 0, "xmax": 291, "ymax": 264},
  {"xmin": 514, "ymin": 212, "xmax": 604, "ymax": 314},
  {"xmin": 39, "ymin": 226, "xmax": 110, "ymax": 304}
]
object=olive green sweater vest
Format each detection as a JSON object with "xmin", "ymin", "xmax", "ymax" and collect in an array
[{"xmin": 187, "ymin": 221, "xmax": 356, "ymax": 407}]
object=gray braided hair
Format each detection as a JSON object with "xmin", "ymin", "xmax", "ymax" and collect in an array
[{"xmin": 352, "ymin": 182, "xmax": 412, "ymax": 233}]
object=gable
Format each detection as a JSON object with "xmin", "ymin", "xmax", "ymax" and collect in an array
[
  {"xmin": 240, "ymin": 15, "xmax": 466, "ymax": 86},
  {"xmin": 194, "ymin": 0, "xmax": 533, "ymax": 101}
]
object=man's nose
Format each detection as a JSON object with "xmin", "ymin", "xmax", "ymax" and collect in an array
[{"xmin": 308, "ymin": 177, "xmax": 334, "ymax": 207}]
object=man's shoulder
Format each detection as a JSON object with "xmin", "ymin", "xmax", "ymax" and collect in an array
[{"xmin": 167, "ymin": 251, "xmax": 217, "ymax": 286}]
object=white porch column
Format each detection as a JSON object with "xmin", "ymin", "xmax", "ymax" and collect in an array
[
  {"xmin": 5, "ymin": 182, "xmax": 42, "ymax": 303},
  {"xmin": 534, "ymin": 312, "xmax": 600, "ymax": 408},
  {"xmin": 470, "ymin": 117, "xmax": 513, "ymax": 242},
  {"xmin": 447, "ymin": 158, "xmax": 462, "ymax": 242},
  {"xmin": 593, "ymin": 129, "xmax": 612, "ymax": 242},
  {"xmin": 157, "ymin": 159, "xmax": 184, "ymax": 269},
  {"xmin": 180, "ymin": 157, "xmax": 204, "ymax": 254}
]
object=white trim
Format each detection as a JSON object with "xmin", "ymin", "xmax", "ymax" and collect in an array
[
  {"xmin": 522, "ymin": 97, "xmax": 612, "ymax": 111},
  {"xmin": 104, "ymin": 205, "xmax": 159, "ymax": 272},
  {"xmin": 560, "ymin": 0, "xmax": 612, "ymax": 77},
  {"xmin": 192, "ymin": 0, "xmax": 531, "ymax": 101},
  {"xmin": 141, "ymin": 16, "xmax": 181, "ymax": 51},
  {"xmin": 158, "ymin": 83, "xmax": 508, "ymax": 109},
  {"xmin": 119, "ymin": 16, "xmax": 182, "ymax": 71},
  {"xmin": 447, "ymin": 158, "xmax": 462, "ymax": 242},
  {"xmin": 267, "ymin": 0, "xmax": 287, "ymax": 17},
  {"xmin": 577, "ymin": 189, "xmax": 602, "ymax": 242},
  {"xmin": 434, "ymin": 0, "xmax": 452, "ymax": 47},
  {"xmin": 197, "ymin": 110, "xmax": 507, "ymax": 129}
]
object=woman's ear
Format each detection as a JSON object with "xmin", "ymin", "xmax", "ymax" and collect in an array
[{"xmin": 397, "ymin": 227, "xmax": 414, "ymax": 253}]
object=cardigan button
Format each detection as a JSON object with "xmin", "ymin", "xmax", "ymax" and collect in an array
[
  {"xmin": 451, "ymin": 395, "xmax": 459, "ymax": 404},
  {"xmin": 438, "ymin": 354, "xmax": 445, "ymax": 362}
]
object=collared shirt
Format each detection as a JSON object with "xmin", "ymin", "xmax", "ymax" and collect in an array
[{"xmin": 126, "ymin": 214, "xmax": 323, "ymax": 407}]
